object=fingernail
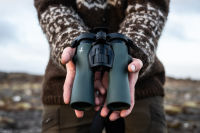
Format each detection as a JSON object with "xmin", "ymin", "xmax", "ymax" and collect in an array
[
  {"xmin": 131, "ymin": 65, "xmax": 136, "ymax": 72},
  {"xmin": 101, "ymin": 110, "xmax": 107, "ymax": 117},
  {"xmin": 121, "ymin": 111, "xmax": 128, "ymax": 117},
  {"xmin": 77, "ymin": 112, "xmax": 84, "ymax": 118},
  {"xmin": 110, "ymin": 117, "xmax": 115, "ymax": 121},
  {"xmin": 101, "ymin": 112, "xmax": 106, "ymax": 117},
  {"xmin": 110, "ymin": 115, "xmax": 118, "ymax": 121},
  {"xmin": 121, "ymin": 112, "xmax": 126, "ymax": 117}
]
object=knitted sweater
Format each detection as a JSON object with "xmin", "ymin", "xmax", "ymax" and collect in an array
[{"xmin": 34, "ymin": 0, "xmax": 169, "ymax": 105}]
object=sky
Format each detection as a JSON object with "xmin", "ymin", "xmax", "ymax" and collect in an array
[{"xmin": 0, "ymin": 0, "xmax": 200, "ymax": 79}]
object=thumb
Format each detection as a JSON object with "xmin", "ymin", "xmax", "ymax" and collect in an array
[
  {"xmin": 61, "ymin": 47, "xmax": 76, "ymax": 64},
  {"xmin": 63, "ymin": 61, "xmax": 76, "ymax": 104},
  {"xmin": 128, "ymin": 58, "xmax": 143, "ymax": 73}
]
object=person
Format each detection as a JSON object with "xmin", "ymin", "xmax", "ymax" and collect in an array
[{"xmin": 34, "ymin": 0, "xmax": 169, "ymax": 132}]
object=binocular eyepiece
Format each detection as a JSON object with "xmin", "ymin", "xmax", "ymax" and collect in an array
[{"xmin": 70, "ymin": 28, "xmax": 133, "ymax": 111}]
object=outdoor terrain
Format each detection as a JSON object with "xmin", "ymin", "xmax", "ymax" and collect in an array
[{"xmin": 0, "ymin": 72, "xmax": 200, "ymax": 133}]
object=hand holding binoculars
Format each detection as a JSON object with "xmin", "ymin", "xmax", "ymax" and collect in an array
[{"xmin": 70, "ymin": 28, "xmax": 133, "ymax": 111}]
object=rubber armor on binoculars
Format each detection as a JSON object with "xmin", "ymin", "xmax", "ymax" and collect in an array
[{"xmin": 70, "ymin": 28, "xmax": 133, "ymax": 111}]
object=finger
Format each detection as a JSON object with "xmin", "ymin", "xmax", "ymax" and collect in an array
[
  {"xmin": 109, "ymin": 111, "xmax": 120, "ymax": 121},
  {"xmin": 95, "ymin": 106, "xmax": 101, "ymax": 111},
  {"xmin": 121, "ymin": 69, "xmax": 137, "ymax": 117},
  {"xmin": 61, "ymin": 47, "xmax": 76, "ymax": 64},
  {"xmin": 102, "ymin": 72, "xmax": 109, "ymax": 89},
  {"xmin": 95, "ymin": 91, "xmax": 105, "ymax": 106},
  {"xmin": 100, "ymin": 104, "xmax": 109, "ymax": 117},
  {"xmin": 95, "ymin": 93, "xmax": 100, "ymax": 105},
  {"xmin": 128, "ymin": 58, "xmax": 143, "ymax": 73},
  {"xmin": 94, "ymin": 72, "xmax": 106, "ymax": 95},
  {"xmin": 98, "ymin": 94, "xmax": 105, "ymax": 105},
  {"xmin": 120, "ymin": 85, "xmax": 135, "ymax": 117},
  {"xmin": 94, "ymin": 80, "xmax": 106, "ymax": 95},
  {"xmin": 75, "ymin": 110, "xmax": 84, "ymax": 118},
  {"xmin": 94, "ymin": 71, "xmax": 101, "ymax": 80},
  {"xmin": 94, "ymin": 91, "xmax": 104, "ymax": 111},
  {"xmin": 63, "ymin": 61, "xmax": 76, "ymax": 104},
  {"xmin": 128, "ymin": 70, "xmax": 138, "ymax": 88}
]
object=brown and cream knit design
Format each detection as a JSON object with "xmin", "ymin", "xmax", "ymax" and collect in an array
[
  {"xmin": 34, "ymin": 0, "xmax": 170, "ymax": 105},
  {"xmin": 40, "ymin": 4, "xmax": 88, "ymax": 68},
  {"xmin": 76, "ymin": 0, "xmax": 124, "ymax": 9},
  {"xmin": 39, "ymin": 0, "xmax": 167, "ymax": 76},
  {"xmin": 77, "ymin": 0, "xmax": 107, "ymax": 9},
  {"xmin": 119, "ymin": 2, "xmax": 167, "ymax": 76}
]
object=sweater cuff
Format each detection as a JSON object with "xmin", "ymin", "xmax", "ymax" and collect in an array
[
  {"xmin": 119, "ymin": 3, "xmax": 167, "ymax": 77},
  {"xmin": 39, "ymin": 4, "xmax": 89, "ymax": 70}
]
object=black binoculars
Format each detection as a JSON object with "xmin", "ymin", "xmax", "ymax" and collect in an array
[{"xmin": 70, "ymin": 28, "xmax": 133, "ymax": 111}]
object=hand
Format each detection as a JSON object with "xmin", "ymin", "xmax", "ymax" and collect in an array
[
  {"xmin": 61, "ymin": 47, "xmax": 106, "ymax": 118},
  {"xmin": 61, "ymin": 47, "xmax": 84, "ymax": 118},
  {"xmin": 61, "ymin": 47, "xmax": 143, "ymax": 120},
  {"xmin": 93, "ymin": 71, "xmax": 108, "ymax": 111},
  {"xmin": 99, "ymin": 58, "xmax": 143, "ymax": 121}
]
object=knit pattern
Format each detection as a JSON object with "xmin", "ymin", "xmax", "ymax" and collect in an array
[
  {"xmin": 76, "ymin": 0, "xmax": 123, "ymax": 9},
  {"xmin": 119, "ymin": 3, "xmax": 167, "ymax": 76},
  {"xmin": 39, "ymin": 1, "xmax": 167, "ymax": 75},
  {"xmin": 39, "ymin": 4, "xmax": 88, "ymax": 68},
  {"xmin": 76, "ymin": 0, "xmax": 107, "ymax": 9},
  {"xmin": 34, "ymin": 0, "xmax": 169, "ymax": 105}
]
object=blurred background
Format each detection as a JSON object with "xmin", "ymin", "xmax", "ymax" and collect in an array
[{"xmin": 0, "ymin": 0, "xmax": 200, "ymax": 132}]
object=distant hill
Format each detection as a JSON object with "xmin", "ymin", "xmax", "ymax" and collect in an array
[{"xmin": 0, "ymin": 72, "xmax": 42, "ymax": 83}]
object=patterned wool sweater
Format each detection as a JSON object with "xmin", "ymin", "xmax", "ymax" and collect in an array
[{"xmin": 34, "ymin": 0, "xmax": 169, "ymax": 105}]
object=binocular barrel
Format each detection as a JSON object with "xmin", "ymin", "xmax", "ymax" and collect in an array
[
  {"xmin": 70, "ymin": 40, "xmax": 94, "ymax": 111},
  {"xmin": 106, "ymin": 40, "xmax": 132, "ymax": 111},
  {"xmin": 70, "ymin": 31, "xmax": 132, "ymax": 111}
]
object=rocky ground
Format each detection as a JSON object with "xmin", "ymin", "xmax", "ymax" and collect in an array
[
  {"xmin": 0, "ymin": 72, "xmax": 200, "ymax": 133},
  {"xmin": 0, "ymin": 72, "xmax": 42, "ymax": 133},
  {"xmin": 164, "ymin": 78, "xmax": 200, "ymax": 133}
]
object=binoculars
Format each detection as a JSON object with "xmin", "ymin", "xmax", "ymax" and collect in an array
[{"xmin": 70, "ymin": 28, "xmax": 133, "ymax": 111}]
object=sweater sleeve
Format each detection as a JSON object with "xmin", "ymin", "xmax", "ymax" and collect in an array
[
  {"xmin": 119, "ymin": 0, "xmax": 169, "ymax": 77},
  {"xmin": 34, "ymin": 0, "xmax": 89, "ymax": 69}
]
